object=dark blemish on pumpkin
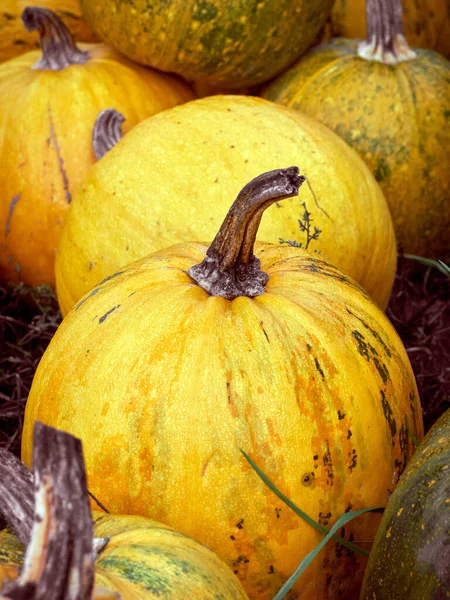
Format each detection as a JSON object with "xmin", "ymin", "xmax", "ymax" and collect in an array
[
  {"xmin": 306, "ymin": 343, "xmax": 312, "ymax": 351},
  {"xmin": 323, "ymin": 441, "xmax": 334, "ymax": 486},
  {"xmin": 314, "ymin": 357, "xmax": 325, "ymax": 379},
  {"xmin": 244, "ymin": 159, "xmax": 248, "ymax": 163},
  {"xmin": 381, "ymin": 390, "xmax": 397, "ymax": 439},
  {"xmin": 260, "ymin": 321, "xmax": 270, "ymax": 343},
  {"xmin": 345, "ymin": 503, "xmax": 353, "ymax": 513},
  {"xmin": 346, "ymin": 309, "xmax": 392, "ymax": 357},
  {"xmin": 99, "ymin": 305, "xmax": 120, "ymax": 324},
  {"xmin": 230, "ymin": 535, "xmax": 235, "ymax": 541},
  {"xmin": 13, "ymin": 39, "xmax": 26, "ymax": 45},
  {"xmin": 318, "ymin": 511, "xmax": 332, "ymax": 526},
  {"xmin": 226, "ymin": 381, "xmax": 231, "ymax": 403},
  {"xmin": 326, "ymin": 574, "xmax": 332, "ymax": 586},
  {"xmin": 214, "ymin": 177, "xmax": 219, "ymax": 183},
  {"xmin": 193, "ymin": 0, "xmax": 218, "ymax": 21},
  {"xmin": 352, "ymin": 330, "xmax": 371, "ymax": 361},
  {"xmin": 338, "ymin": 410, "xmax": 345, "ymax": 420},
  {"xmin": 128, "ymin": 291, "xmax": 137, "ymax": 297},
  {"xmin": 268, "ymin": 565, "xmax": 275, "ymax": 574},
  {"xmin": 3, "ymin": 12, "xmax": 14, "ymax": 19},
  {"xmin": 236, "ymin": 519, "xmax": 244, "ymax": 529},
  {"xmin": 302, "ymin": 472, "xmax": 315, "ymax": 486},
  {"xmin": 89, "ymin": 261, "xmax": 94, "ymax": 270},
  {"xmin": 231, "ymin": 555, "xmax": 250, "ymax": 568},
  {"xmin": 395, "ymin": 422, "xmax": 408, "ymax": 478},
  {"xmin": 48, "ymin": 107, "xmax": 72, "ymax": 203},
  {"xmin": 201, "ymin": 457, "xmax": 211, "ymax": 477},
  {"xmin": 99, "ymin": 270, "xmax": 125, "ymax": 285},
  {"xmin": 347, "ymin": 430, "xmax": 352, "ymax": 439},
  {"xmin": 348, "ymin": 449, "xmax": 357, "ymax": 472},
  {"xmin": 275, "ymin": 508, "xmax": 281, "ymax": 518},
  {"xmin": 373, "ymin": 356, "xmax": 389, "ymax": 384},
  {"xmin": 374, "ymin": 157, "xmax": 391, "ymax": 183},
  {"xmin": 230, "ymin": 145, "xmax": 235, "ymax": 149},
  {"xmin": 75, "ymin": 286, "xmax": 103, "ymax": 310},
  {"xmin": 5, "ymin": 193, "xmax": 21, "ymax": 236}
]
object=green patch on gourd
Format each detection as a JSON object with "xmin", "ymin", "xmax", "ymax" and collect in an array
[{"xmin": 96, "ymin": 556, "xmax": 171, "ymax": 593}]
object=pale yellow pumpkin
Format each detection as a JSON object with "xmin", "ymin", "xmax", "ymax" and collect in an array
[{"xmin": 55, "ymin": 95, "xmax": 396, "ymax": 315}]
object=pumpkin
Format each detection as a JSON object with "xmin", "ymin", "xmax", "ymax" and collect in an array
[
  {"xmin": 0, "ymin": 0, "xmax": 99, "ymax": 63},
  {"xmin": 263, "ymin": 0, "xmax": 450, "ymax": 257},
  {"xmin": 79, "ymin": 0, "xmax": 334, "ymax": 92},
  {"xmin": 329, "ymin": 0, "xmax": 450, "ymax": 59},
  {"xmin": 55, "ymin": 95, "xmax": 396, "ymax": 316},
  {"xmin": 0, "ymin": 7, "xmax": 194, "ymax": 288},
  {"xmin": 360, "ymin": 408, "xmax": 450, "ymax": 599},
  {"xmin": 24, "ymin": 169, "xmax": 423, "ymax": 599},
  {"xmin": 0, "ymin": 423, "xmax": 249, "ymax": 600}
]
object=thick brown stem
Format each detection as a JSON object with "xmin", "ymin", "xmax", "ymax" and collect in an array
[
  {"xmin": 93, "ymin": 109, "xmax": 125, "ymax": 161},
  {"xmin": 357, "ymin": 0, "xmax": 416, "ymax": 63},
  {"xmin": 0, "ymin": 423, "xmax": 95, "ymax": 600},
  {"xmin": 22, "ymin": 7, "xmax": 89, "ymax": 71},
  {"xmin": 188, "ymin": 167, "xmax": 305, "ymax": 299}
]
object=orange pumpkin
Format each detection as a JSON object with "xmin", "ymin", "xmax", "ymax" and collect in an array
[
  {"xmin": 23, "ymin": 169, "xmax": 423, "ymax": 599},
  {"xmin": 0, "ymin": 7, "xmax": 194, "ymax": 288}
]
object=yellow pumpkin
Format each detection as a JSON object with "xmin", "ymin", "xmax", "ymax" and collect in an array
[
  {"xmin": 263, "ymin": 0, "xmax": 450, "ymax": 257},
  {"xmin": 0, "ymin": 7, "xmax": 194, "ymax": 288},
  {"xmin": 0, "ymin": 0, "xmax": 99, "ymax": 63},
  {"xmin": 329, "ymin": 0, "xmax": 450, "ymax": 59},
  {"xmin": 23, "ymin": 169, "xmax": 423, "ymax": 599},
  {"xmin": 55, "ymin": 95, "xmax": 396, "ymax": 316}
]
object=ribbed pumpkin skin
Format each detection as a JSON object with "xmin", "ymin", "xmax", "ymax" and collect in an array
[
  {"xmin": 55, "ymin": 95, "xmax": 396, "ymax": 315},
  {"xmin": 329, "ymin": 0, "xmax": 450, "ymax": 59},
  {"xmin": 263, "ymin": 39, "xmax": 450, "ymax": 257},
  {"xmin": 361, "ymin": 409, "xmax": 450, "ymax": 599},
  {"xmin": 0, "ymin": 0, "xmax": 99, "ymax": 63},
  {"xmin": 0, "ymin": 513, "xmax": 249, "ymax": 599},
  {"xmin": 79, "ymin": 0, "xmax": 333, "ymax": 91},
  {"xmin": 0, "ymin": 46, "xmax": 194, "ymax": 288},
  {"xmin": 24, "ymin": 243, "xmax": 423, "ymax": 599}
]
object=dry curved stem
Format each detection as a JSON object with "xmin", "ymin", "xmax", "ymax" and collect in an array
[
  {"xmin": 93, "ymin": 109, "xmax": 126, "ymax": 161},
  {"xmin": 357, "ymin": 0, "xmax": 416, "ymax": 64},
  {"xmin": 0, "ymin": 423, "xmax": 99, "ymax": 600},
  {"xmin": 0, "ymin": 450, "xmax": 34, "ymax": 546},
  {"xmin": 22, "ymin": 7, "xmax": 89, "ymax": 71},
  {"xmin": 188, "ymin": 167, "xmax": 305, "ymax": 299}
]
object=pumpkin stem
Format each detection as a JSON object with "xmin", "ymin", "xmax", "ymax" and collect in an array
[
  {"xmin": 0, "ymin": 423, "xmax": 96, "ymax": 600},
  {"xmin": 93, "ymin": 109, "xmax": 126, "ymax": 161},
  {"xmin": 21, "ymin": 7, "xmax": 89, "ymax": 71},
  {"xmin": 357, "ymin": 0, "xmax": 417, "ymax": 64},
  {"xmin": 188, "ymin": 167, "xmax": 305, "ymax": 300}
]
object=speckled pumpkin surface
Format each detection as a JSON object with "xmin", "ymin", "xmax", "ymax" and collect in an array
[
  {"xmin": 0, "ymin": 513, "xmax": 249, "ymax": 598},
  {"xmin": 0, "ymin": 26, "xmax": 193, "ymax": 288},
  {"xmin": 329, "ymin": 0, "xmax": 450, "ymax": 59},
  {"xmin": 55, "ymin": 95, "xmax": 396, "ymax": 315},
  {"xmin": 79, "ymin": 0, "xmax": 334, "ymax": 91},
  {"xmin": 24, "ymin": 239, "xmax": 422, "ymax": 599},
  {"xmin": 361, "ymin": 408, "xmax": 450, "ymax": 599},
  {"xmin": 263, "ymin": 39, "xmax": 450, "ymax": 257},
  {"xmin": 0, "ymin": 0, "xmax": 99, "ymax": 63}
]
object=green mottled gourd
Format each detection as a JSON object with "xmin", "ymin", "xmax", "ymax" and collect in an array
[
  {"xmin": 264, "ymin": 0, "xmax": 450, "ymax": 257},
  {"xmin": 79, "ymin": 0, "xmax": 334, "ymax": 91},
  {"xmin": 361, "ymin": 408, "xmax": 450, "ymax": 599}
]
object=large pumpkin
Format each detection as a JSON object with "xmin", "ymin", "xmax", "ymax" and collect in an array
[
  {"xmin": 329, "ymin": 0, "xmax": 450, "ymax": 59},
  {"xmin": 0, "ymin": 0, "xmax": 99, "ymax": 63},
  {"xmin": 0, "ymin": 423, "xmax": 249, "ymax": 600},
  {"xmin": 55, "ymin": 95, "xmax": 396, "ymax": 316},
  {"xmin": 360, "ymin": 408, "xmax": 450, "ymax": 599},
  {"xmin": 0, "ymin": 7, "xmax": 194, "ymax": 288},
  {"xmin": 24, "ymin": 169, "xmax": 423, "ymax": 599},
  {"xmin": 263, "ymin": 0, "xmax": 450, "ymax": 257},
  {"xmin": 79, "ymin": 0, "xmax": 334, "ymax": 91}
]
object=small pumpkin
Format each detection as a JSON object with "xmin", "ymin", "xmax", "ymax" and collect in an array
[
  {"xmin": 0, "ymin": 7, "xmax": 194, "ymax": 288},
  {"xmin": 263, "ymin": 0, "xmax": 450, "ymax": 257},
  {"xmin": 361, "ymin": 408, "xmax": 450, "ymax": 599},
  {"xmin": 24, "ymin": 169, "xmax": 423, "ymax": 599},
  {"xmin": 329, "ymin": 0, "xmax": 450, "ymax": 59},
  {"xmin": 0, "ymin": 0, "xmax": 99, "ymax": 63},
  {"xmin": 0, "ymin": 422, "xmax": 249, "ymax": 600},
  {"xmin": 79, "ymin": 0, "xmax": 334, "ymax": 92},
  {"xmin": 55, "ymin": 95, "xmax": 396, "ymax": 315}
]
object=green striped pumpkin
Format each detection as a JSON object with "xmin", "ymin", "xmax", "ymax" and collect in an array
[
  {"xmin": 361, "ymin": 409, "xmax": 450, "ymax": 599},
  {"xmin": 0, "ymin": 512, "xmax": 250, "ymax": 599}
]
